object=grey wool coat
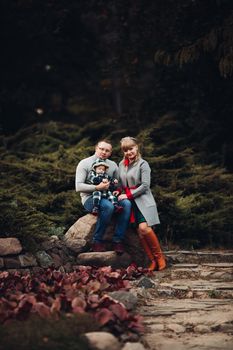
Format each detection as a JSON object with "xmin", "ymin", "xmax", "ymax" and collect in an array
[{"xmin": 119, "ymin": 157, "xmax": 160, "ymax": 226}]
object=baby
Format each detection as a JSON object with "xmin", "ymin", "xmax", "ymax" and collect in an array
[{"xmin": 87, "ymin": 159, "xmax": 123, "ymax": 215}]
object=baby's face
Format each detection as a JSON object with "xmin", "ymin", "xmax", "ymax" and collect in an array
[{"xmin": 95, "ymin": 165, "xmax": 107, "ymax": 174}]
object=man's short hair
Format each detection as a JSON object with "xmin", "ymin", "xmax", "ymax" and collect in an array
[{"xmin": 95, "ymin": 139, "xmax": 112, "ymax": 147}]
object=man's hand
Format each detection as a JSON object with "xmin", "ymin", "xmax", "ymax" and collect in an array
[{"xmin": 95, "ymin": 181, "xmax": 110, "ymax": 190}]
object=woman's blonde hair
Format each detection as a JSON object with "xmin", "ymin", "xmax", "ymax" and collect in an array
[{"xmin": 120, "ymin": 136, "xmax": 141, "ymax": 160}]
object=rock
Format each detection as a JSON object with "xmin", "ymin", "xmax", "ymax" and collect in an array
[
  {"xmin": 108, "ymin": 291, "xmax": 138, "ymax": 310},
  {"xmin": 165, "ymin": 250, "xmax": 233, "ymax": 263},
  {"xmin": 216, "ymin": 323, "xmax": 233, "ymax": 333},
  {"xmin": 49, "ymin": 252, "xmax": 64, "ymax": 268},
  {"xmin": 32, "ymin": 266, "xmax": 44, "ymax": 274},
  {"xmin": 84, "ymin": 331, "xmax": 121, "ymax": 350},
  {"xmin": 122, "ymin": 342, "xmax": 146, "ymax": 350},
  {"xmin": 64, "ymin": 238, "xmax": 87, "ymax": 254},
  {"xmin": 137, "ymin": 277, "xmax": 156, "ymax": 289},
  {"xmin": 63, "ymin": 262, "xmax": 73, "ymax": 272},
  {"xmin": 0, "ymin": 238, "xmax": 22, "ymax": 256},
  {"xmin": 167, "ymin": 324, "xmax": 186, "ymax": 333},
  {"xmin": 41, "ymin": 236, "xmax": 63, "ymax": 251},
  {"xmin": 0, "ymin": 257, "xmax": 4, "ymax": 269},
  {"xmin": 56, "ymin": 247, "xmax": 76, "ymax": 265},
  {"xmin": 148, "ymin": 324, "xmax": 165, "ymax": 332},
  {"xmin": 202, "ymin": 263, "xmax": 233, "ymax": 268},
  {"xmin": 194, "ymin": 325, "xmax": 211, "ymax": 333},
  {"xmin": 18, "ymin": 253, "xmax": 38, "ymax": 267},
  {"xmin": 7, "ymin": 268, "xmax": 31, "ymax": 274},
  {"xmin": 77, "ymin": 251, "xmax": 132, "ymax": 268},
  {"xmin": 64, "ymin": 214, "xmax": 97, "ymax": 253},
  {"xmin": 4, "ymin": 257, "xmax": 21, "ymax": 269},
  {"xmin": 172, "ymin": 264, "xmax": 199, "ymax": 268},
  {"xmin": 35, "ymin": 251, "xmax": 53, "ymax": 268}
]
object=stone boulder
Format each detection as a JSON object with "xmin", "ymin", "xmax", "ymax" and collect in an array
[
  {"xmin": 83, "ymin": 332, "xmax": 121, "ymax": 350},
  {"xmin": 77, "ymin": 251, "xmax": 132, "ymax": 268},
  {"xmin": 122, "ymin": 343, "xmax": 146, "ymax": 350},
  {"xmin": 107, "ymin": 291, "xmax": 138, "ymax": 310},
  {"xmin": 0, "ymin": 238, "xmax": 22, "ymax": 256},
  {"xmin": 64, "ymin": 214, "xmax": 150, "ymax": 267},
  {"xmin": 64, "ymin": 214, "xmax": 97, "ymax": 253}
]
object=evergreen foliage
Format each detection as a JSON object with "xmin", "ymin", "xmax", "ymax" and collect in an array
[{"xmin": 0, "ymin": 116, "xmax": 232, "ymax": 250}]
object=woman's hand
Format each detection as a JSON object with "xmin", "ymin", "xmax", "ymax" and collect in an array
[{"xmin": 118, "ymin": 194, "xmax": 128, "ymax": 201}]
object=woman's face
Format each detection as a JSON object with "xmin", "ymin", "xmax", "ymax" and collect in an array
[{"xmin": 123, "ymin": 145, "xmax": 138, "ymax": 161}]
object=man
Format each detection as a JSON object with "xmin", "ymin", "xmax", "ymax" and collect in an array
[{"xmin": 75, "ymin": 139, "xmax": 131, "ymax": 253}]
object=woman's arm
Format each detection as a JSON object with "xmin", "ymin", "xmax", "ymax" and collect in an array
[{"xmin": 128, "ymin": 161, "xmax": 151, "ymax": 199}]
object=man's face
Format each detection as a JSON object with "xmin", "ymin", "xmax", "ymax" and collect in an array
[{"xmin": 95, "ymin": 142, "xmax": 112, "ymax": 159}]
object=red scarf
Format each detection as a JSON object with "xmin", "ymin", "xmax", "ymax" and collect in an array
[{"xmin": 124, "ymin": 157, "xmax": 130, "ymax": 166}]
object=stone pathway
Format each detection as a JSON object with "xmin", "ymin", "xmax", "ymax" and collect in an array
[{"xmin": 134, "ymin": 251, "xmax": 233, "ymax": 350}]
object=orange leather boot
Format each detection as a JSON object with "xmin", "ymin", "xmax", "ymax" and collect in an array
[
  {"xmin": 145, "ymin": 230, "xmax": 166, "ymax": 271},
  {"xmin": 139, "ymin": 236, "xmax": 157, "ymax": 271}
]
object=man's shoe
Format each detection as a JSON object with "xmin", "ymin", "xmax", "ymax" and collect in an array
[
  {"xmin": 113, "ymin": 242, "xmax": 124, "ymax": 255},
  {"xmin": 92, "ymin": 242, "xmax": 106, "ymax": 252}
]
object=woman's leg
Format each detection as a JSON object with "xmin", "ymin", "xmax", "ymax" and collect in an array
[
  {"xmin": 113, "ymin": 199, "xmax": 131, "ymax": 242},
  {"xmin": 138, "ymin": 231, "xmax": 157, "ymax": 271},
  {"xmin": 138, "ymin": 222, "xmax": 166, "ymax": 271}
]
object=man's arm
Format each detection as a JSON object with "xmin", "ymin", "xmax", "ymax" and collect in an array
[{"xmin": 75, "ymin": 160, "xmax": 96, "ymax": 193}]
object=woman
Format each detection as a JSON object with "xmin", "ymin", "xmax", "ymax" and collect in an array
[{"xmin": 117, "ymin": 136, "xmax": 166, "ymax": 271}]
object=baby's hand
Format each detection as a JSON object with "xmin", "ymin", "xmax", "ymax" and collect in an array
[
  {"xmin": 113, "ymin": 179, "xmax": 118, "ymax": 184},
  {"xmin": 113, "ymin": 190, "xmax": 120, "ymax": 196},
  {"xmin": 102, "ymin": 178, "xmax": 108, "ymax": 183}
]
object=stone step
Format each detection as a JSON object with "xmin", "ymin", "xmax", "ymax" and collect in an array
[
  {"xmin": 141, "ymin": 299, "xmax": 233, "ymax": 350},
  {"xmin": 168, "ymin": 263, "xmax": 233, "ymax": 281},
  {"xmin": 155, "ymin": 279, "xmax": 233, "ymax": 299},
  {"xmin": 144, "ymin": 331, "xmax": 233, "ymax": 350},
  {"xmin": 165, "ymin": 250, "xmax": 233, "ymax": 264},
  {"xmin": 140, "ymin": 298, "xmax": 231, "ymax": 314}
]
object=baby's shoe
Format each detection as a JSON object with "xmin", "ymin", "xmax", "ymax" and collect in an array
[{"xmin": 92, "ymin": 207, "xmax": 99, "ymax": 216}]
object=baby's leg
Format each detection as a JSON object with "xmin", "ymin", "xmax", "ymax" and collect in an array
[{"xmin": 92, "ymin": 191, "xmax": 102, "ymax": 215}]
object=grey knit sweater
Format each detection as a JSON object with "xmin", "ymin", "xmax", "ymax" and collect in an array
[{"xmin": 75, "ymin": 154, "xmax": 119, "ymax": 205}]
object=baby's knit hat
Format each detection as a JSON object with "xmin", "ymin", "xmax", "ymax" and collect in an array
[{"xmin": 92, "ymin": 159, "xmax": 109, "ymax": 171}]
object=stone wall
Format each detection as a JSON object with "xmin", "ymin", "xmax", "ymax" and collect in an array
[{"xmin": 0, "ymin": 214, "xmax": 149, "ymax": 272}]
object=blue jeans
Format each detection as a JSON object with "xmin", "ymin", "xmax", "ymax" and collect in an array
[{"xmin": 83, "ymin": 197, "xmax": 131, "ymax": 243}]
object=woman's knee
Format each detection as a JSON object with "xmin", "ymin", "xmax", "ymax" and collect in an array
[{"xmin": 137, "ymin": 223, "xmax": 149, "ymax": 236}]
